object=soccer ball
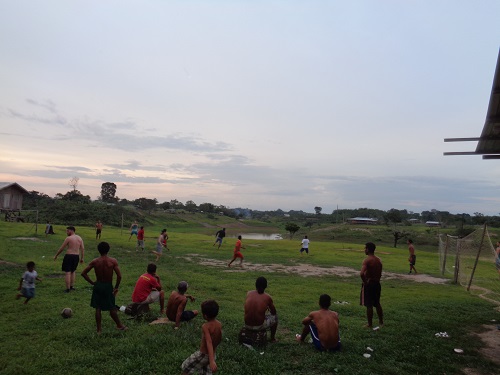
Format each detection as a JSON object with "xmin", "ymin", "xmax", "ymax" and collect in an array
[{"xmin": 61, "ymin": 307, "xmax": 73, "ymax": 318}]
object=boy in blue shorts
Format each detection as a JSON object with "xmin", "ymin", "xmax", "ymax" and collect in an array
[{"xmin": 296, "ymin": 294, "xmax": 341, "ymax": 351}]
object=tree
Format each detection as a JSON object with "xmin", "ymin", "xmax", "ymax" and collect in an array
[
  {"xmin": 134, "ymin": 197, "xmax": 158, "ymax": 213},
  {"xmin": 314, "ymin": 206, "xmax": 322, "ymax": 215},
  {"xmin": 61, "ymin": 190, "xmax": 91, "ymax": 204},
  {"xmin": 199, "ymin": 202, "xmax": 215, "ymax": 213},
  {"xmin": 100, "ymin": 182, "xmax": 117, "ymax": 203},
  {"xmin": 385, "ymin": 208, "xmax": 403, "ymax": 224},
  {"xmin": 158, "ymin": 201, "xmax": 171, "ymax": 210},
  {"xmin": 68, "ymin": 176, "xmax": 79, "ymax": 192},
  {"xmin": 185, "ymin": 200, "xmax": 197, "ymax": 212},
  {"xmin": 393, "ymin": 231, "xmax": 407, "ymax": 248},
  {"xmin": 285, "ymin": 222, "xmax": 300, "ymax": 239},
  {"xmin": 170, "ymin": 199, "xmax": 184, "ymax": 209}
]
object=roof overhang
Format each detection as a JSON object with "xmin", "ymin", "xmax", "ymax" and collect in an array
[{"xmin": 444, "ymin": 49, "xmax": 500, "ymax": 159}]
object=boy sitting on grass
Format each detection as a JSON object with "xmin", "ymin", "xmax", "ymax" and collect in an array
[
  {"xmin": 16, "ymin": 261, "xmax": 42, "ymax": 304},
  {"xmin": 166, "ymin": 281, "xmax": 198, "ymax": 329},
  {"xmin": 296, "ymin": 294, "xmax": 341, "ymax": 352},
  {"xmin": 181, "ymin": 299, "xmax": 222, "ymax": 375}
]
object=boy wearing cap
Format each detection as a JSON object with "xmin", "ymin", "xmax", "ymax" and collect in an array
[{"xmin": 166, "ymin": 281, "xmax": 198, "ymax": 328}]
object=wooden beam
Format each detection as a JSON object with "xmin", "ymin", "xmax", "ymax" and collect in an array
[
  {"xmin": 443, "ymin": 152, "xmax": 478, "ymax": 156},
  {"xmin": 444, "ymin": 137, "xmax": 480, "ymax": 142}
]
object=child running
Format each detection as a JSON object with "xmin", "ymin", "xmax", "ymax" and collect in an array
[
  {"xmin": 228, "ymin": 235, "xmax": 245, "ymax": 267},
  {"xmin": 181, "ymin": 299, "xmax": 222, "ymax": 375},
  {"xmin": 16, "ymin": 261, "xmax": 42, "ymax": 304}
]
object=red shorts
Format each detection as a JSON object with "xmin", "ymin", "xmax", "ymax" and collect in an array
[{"xmin": 233, "ymin": 251, "xmax": 243, "ymax": 259}]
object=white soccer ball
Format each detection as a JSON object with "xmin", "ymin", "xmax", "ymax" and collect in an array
[{"xmin": 61, "ymin": 307, "xmax": 73, "ymax": 318}]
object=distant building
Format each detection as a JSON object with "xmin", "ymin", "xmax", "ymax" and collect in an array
[
  {"xmin": 347, "ymin": 217, "xmax": 378, "ymax": 225},
  {"xmin": 409, "ymin": 218, "xmax": 420, "ymax": 224},
  {"xmin": 0, "ymin": 182, "xmax": 29, "ymax": 210},
  {"xmin": 425, "ymin": 221, "xmax": 441, "ymax": 227}
]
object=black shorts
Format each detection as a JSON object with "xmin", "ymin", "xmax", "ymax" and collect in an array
[
  {"xmin": 360, "ymin": 282, "xmax": 381, "ymax": 308},
  {"xmin": 409, "ymin": 254, "xmax": 416, "ymax": 265},
  {"xmin": 180, "ymin": 310, "xmax": 196, "ymax": 322},
  {"xmin": 62, "ymin": 254, "xmax": 80, "ymax": 272}
]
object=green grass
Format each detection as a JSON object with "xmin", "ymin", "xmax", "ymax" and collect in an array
[{"xmin": 0, "ymin": 221, "xmax": 499, "ymax": 374}]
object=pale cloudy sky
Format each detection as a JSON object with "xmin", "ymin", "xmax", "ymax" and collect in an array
[{"xmin": 1, "ymin": 1, "xmax": 500, "ymax": 215}]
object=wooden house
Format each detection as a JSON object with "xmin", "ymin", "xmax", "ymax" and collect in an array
[{"xmin": 0, "ymin": 182, "xmax": 29, "ymax": 210}]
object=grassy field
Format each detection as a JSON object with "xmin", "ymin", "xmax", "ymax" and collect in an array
[{"xmin": 0, "ymin": 220, "xmax": 499, "ymax": 375}]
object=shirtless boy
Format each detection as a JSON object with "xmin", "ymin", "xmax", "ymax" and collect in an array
[
  {"xmin": 296, "ymin": 294, "xmax": 340, "ymax": 351},
  {"xmin": 54, "ymin": 226, "xmax": 85, "ymax": 293},
  {"xmin": 166, "ymin": 281, "xmax": 198, "ymax": 329},
  {"xmin": 244, "ymin": 276, "xmax": 278, "ymax": 342},
  {"xmin": 181, "ymin": 299, "xmax": 222, "ymax": 375},
  {"xmin": 360, "ymin": 242, "xmax": 384, "ymax": 328},
  {"xmin": 407, "ymin": 239, "xmax": 417, "ymax": 274},
  {"xmin": 95, "ymin": 220, "xmax": 103, "ymax": 240},
  {"xmin": 81, "ymin": 242, "xmax": 127, "ymax": 333}
]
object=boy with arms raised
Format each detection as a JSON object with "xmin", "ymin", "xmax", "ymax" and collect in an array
[
  {"xmin": 181, "ymin": 299, "xmax": 222, "ymax": 375},
  {"xmin": 81, "ymin": 242, "xmax": 127, "ymax": 333},
  {"xmin": 296, "ymin": 294, "xmax": 341, "ymax": 351}
]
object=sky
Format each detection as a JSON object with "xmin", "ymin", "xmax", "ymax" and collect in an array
[{"xmin": 1, "ymin": 1, "xmax": 500, "ymax": 215}]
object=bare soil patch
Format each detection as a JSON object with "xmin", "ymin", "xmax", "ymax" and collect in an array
[
  {"xmin": 13, "ymin": 237, "xmax": 45, "ymax": 242},
  {"xmin": 474, "ymin": 324, "xmax": 500, "ymax": 366},
  {"xmin": 182, "ymin": 253, "xmax": 448, "ymax": 284}
]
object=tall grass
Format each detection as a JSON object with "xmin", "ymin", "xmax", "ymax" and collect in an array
[{"xmin": 0, "ymin": 221, "xmax": 498, "ymax": 374}]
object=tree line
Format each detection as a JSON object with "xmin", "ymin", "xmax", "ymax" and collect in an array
[{"xmin": 19, "ymin": 181, "xmax": 500, "ymax": 229}]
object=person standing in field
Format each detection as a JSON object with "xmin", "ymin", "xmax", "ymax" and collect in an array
[
  {"xmin": 152, "ymin": 229, "xmax": 168, "ymax": 261},
  {"xmin": 295, "ymin": 294, "xmax": 341, "ymax": 351},
  {"xmin": 54, "ymin": 226, "xmax": 85, "ymax": 293},
  {"xmin": 228, "ymin": 235, "xmax": 245, "ymax": 267},
  {"xmin": 81, "ymin": 242, "xmax": 127, "ymax": 333},
  {"xmin": 16, "ymin": 261, "xmax": 42, "ymax": 304},
  {"xmin": 300, "ymin": 235, "xmax": 310, "ymax": 255},
  {"xmin": 407, "ymin": 239, "xmax": 417, "ymax": 274},
  {"xmin": 136, "ymin": 226, "xmax": 145, "ymax": 252},
  {"xmin": 181, "ymin": 299, "xmax": 222, "ymax": 375},
  {"xmin": 360, "ymin": 242, "xmax": 384, "ymax": 328},
  {"xmin": 244, "ymin": 276, "xmax": 278, "ymax": 343},
  {"xmin": 213, "ymin": 227, "xmax": 226, "ymax": 249},
  {"xmin": 129, "ymin": 220, "xmax": 139, "ymax": 241},
  {"xmin": 95, "ymin": 220, "xmax": 103, "ymax": 240}
]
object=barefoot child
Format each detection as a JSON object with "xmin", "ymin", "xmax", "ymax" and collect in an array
[
  {"xmin": 227, "ymin": 235, "xmax": 245, "ymax": 267},
  {"xmin": 181, "ymin": 299, "xmax": 222, "ymax": 375},
  {"xmin": 16, "ymin": 261, "xmax": 42, "ymax": 304},
  {"xmin": 81, "ymin": 242, "xmax": 127, "ymax": 333}
]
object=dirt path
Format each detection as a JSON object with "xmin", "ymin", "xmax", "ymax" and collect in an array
[{"xmin": 182, "ymin": 253, "xmax": 448, "ymax": 284}]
